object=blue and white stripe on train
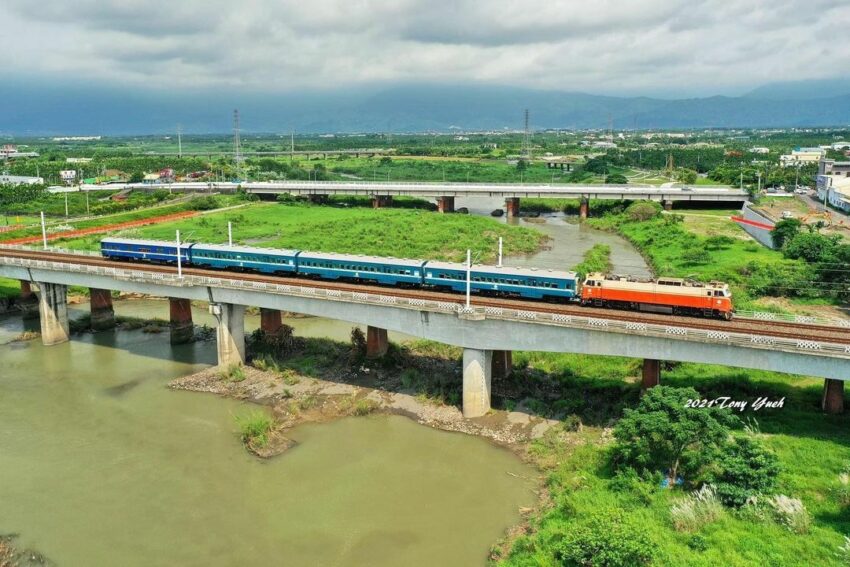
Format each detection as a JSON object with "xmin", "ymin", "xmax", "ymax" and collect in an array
[{"xmin": 100, "ymin": 237, "xmax": 578, "ymax": 301}]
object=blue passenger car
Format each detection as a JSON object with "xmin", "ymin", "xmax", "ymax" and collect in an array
[
  {"xmin": 189, "ymin": 243, "xmax": 299, "ymax": 274},
  {"xmin": 422, "ymin": 261, "xmax": 577, "ymax": 300},
  {"xmin": 296, "ymin": 252, "xmax": 426, "ymax": 285},
  {"xmin": 101, "ymin": 237, "xmax": 192, "ymax": 265}
]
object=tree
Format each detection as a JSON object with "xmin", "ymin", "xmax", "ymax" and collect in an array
[
  {"xmin": 612, "ymin": 386, "xmax": 738, "ymax": 481},
  {"xmin": 605, "ymin": 173, "xmax": 628, "ymax": 184},
  {"xmin": 584, "ymin": 156, "xmax": 610, "ymax": 175},
  {"xmin": 515, "ymin": 159, "xmax": 528, "ymax": 172},
  {"xmin": 771, "ymin": 218, "xmax": 802, "ymax": 249},
  {"xmin": 625, "ymin": 201, "xmax": 661, "ymax": 222},
  {"xmin": 708, "ymin": 437, "xmax": 781, "ymax": 507},
  {"xmin": 676, "ymin": 168, "xmax": 698, "ymax": 184},
  {"xmin": 783, "ymin": 232, "xmax": 840, "ymax": 263},
  {"xmin": 129, "ymin": 172, "xmax": 144, "ymax": 183}
]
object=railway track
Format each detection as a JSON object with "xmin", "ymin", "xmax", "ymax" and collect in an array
[{"xmin": 2, "ymin": 247, "xmax": 849, "ymax": 345}]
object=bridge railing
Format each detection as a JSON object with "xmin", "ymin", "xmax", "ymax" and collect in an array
[
  {"xmin": 2, "ymin": 254, "xmax": 848, "ymax": 360},
  {"xmin": 1, "ymin": 244, "xmax": 847, "ymax": 329}
]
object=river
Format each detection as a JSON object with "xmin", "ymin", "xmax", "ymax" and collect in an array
[
  {"xmin": 0, "ymin": 201, "xmax": 649, "ymax": 565},
  {"xmin": 0, "ymin": 315, "xmax": 536, "ymax": 566}
]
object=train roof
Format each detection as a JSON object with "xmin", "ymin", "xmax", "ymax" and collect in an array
[
  {"xmin": 296, "ymin": 251, "xmax": 427, "ymax": 267},
  {"xmin": 425, "ymin": 261, "xmax": 577, "ymax": 280},
  {"xmin": 101, "ymin": 237, "xmax": 189, "ymax": 248},
  {"xmin": 192, "ymin": 243, "xmax": 300, "ymax": 256},
  {"xmin": 584, "ymin": 272, "xmax": 729, "ymax": 289}
]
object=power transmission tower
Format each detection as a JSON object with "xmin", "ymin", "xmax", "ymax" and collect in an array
[
  {"xmin": 521, "ymin": 109, "xmax": 531, "ymax": 159},
  {"xmin": 233, "ymin": 109, "xmax": 243, "ymax": 180},
  {"xmin": 176, "ymin": 124, "xmax": 183, "ymax": 158}
]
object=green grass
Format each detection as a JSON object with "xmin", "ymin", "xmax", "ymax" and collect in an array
[
  {"xmin": 585, "ymin": 210, "xmax": 816, "ymax": 307},
  {"xmin": 573, "ymin": 243, "xmax": 612, "ymax": 276},
  {"xmin": 0, "ymin": 278, "xmax": 20, "ymax": 299},
  {"xmin": 499, "ymin": 356, "xmax": 850, "ymax": 566},
  {"xmin": 0, "ymin": 195, "xmax": 240, "ymax": 243},
  {"xmin": 56, "ymin": 202, "xmax": 546, "ymax": 263},
  {"xmin": 233, "ymin": 409, "xmax": 274, "ymax": 448}
]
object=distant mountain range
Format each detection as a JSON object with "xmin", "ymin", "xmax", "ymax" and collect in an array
[{"xmin": 2, "ymin": 79, "xmax": 849, "ymax": 136}]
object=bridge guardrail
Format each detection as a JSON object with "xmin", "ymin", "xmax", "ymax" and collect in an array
[
  {"xmin": 1, "ymin": 245, "xmax": 848, "ymax": 329},
  {"xmin": 2, "ymin": 254, "xmax": 848, "ymax": 360}
]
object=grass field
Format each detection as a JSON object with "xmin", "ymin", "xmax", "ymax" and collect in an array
[
  {"xmin": 53, "ymin": 202, "xmax": 547, "ymax": 263},
  {"xmin": 496, "ymin": 354, "xmax": 850, "ymax": 566}
]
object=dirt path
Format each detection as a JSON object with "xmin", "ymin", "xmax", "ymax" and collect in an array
[{"xmin": 1, "ymin": 210, "xmax": 199, "ymax": 245}]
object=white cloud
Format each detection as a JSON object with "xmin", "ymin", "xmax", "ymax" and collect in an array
[{"xmin": 2, "ymin": 0, "xmax": 849, "ymax": 96}]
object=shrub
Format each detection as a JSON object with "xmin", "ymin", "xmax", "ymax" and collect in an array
[
  {"xmin": 612, "ymin": 386, "xmax": 738, "ymax": 482},
  {"xmin": 220, "ymin": 363, "xmax": 246, "ymax": 382},
  {"xmin": 705, "ymin": 235, "xmax": 735, "ymax": 250},
  {"xmin": 234, "ymin": 410, "xmax": 274, "ymax": 448},
  {"xmin": 670, "ymin": 484, "xmax": 724, "ymax": 532},
  {"xmin": 837, "ymin": 536, "xmax": 850, "ymax": 565},
  {"xmin": 769, "ymin": 495, "xmax": 810, "ymax": 534},
  {"xmin": 605, "ymin": 173, "xmax": 628, "ymax": 184},
  {"xmin": 681, "ymin": 248, "xmax": 711, "ymax": 265},
  {"xmin": 187, "ymin": 195, "xmax": 219, "ymax": 210},
  {"xmin": 626, "ymin": 201, "xmax": 661, "ymax": 222},
  {"xmin": 837, "ymin": 472, "xmax": 850, "ymax": 508},
  {"xmin": 551, "ymin": 510, "xmax": 655, "ymax": 567},
  {"xmin": 349, "ymin": 327, "xmax": 367, "ymax": 362},
  {"xmin": 709, "ymin": 437, "xmax": 780, "ymax": 507},
  {"xmin": 353, "ymin": 398, "xmax": 379, "ymax": 416}
]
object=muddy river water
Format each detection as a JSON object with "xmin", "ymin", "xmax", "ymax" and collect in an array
[
  {"xmin": 0, "ymin": 318, "xmax": 536, "ymax": 566},
  {"xmin": 0, "ymin": 209, "xmax": 649, "ymax": 565}
]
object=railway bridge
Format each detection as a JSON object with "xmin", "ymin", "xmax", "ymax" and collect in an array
[
  {"xmin": 77, "ymin": 181, "xmax": 749, "ymax": 219},
  {"xmin": 2, "ymin": 245, "xmax": 848, "ymax": 418}
]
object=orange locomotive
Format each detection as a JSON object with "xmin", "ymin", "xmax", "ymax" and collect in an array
[{"xmin": 580, "ymin": 273, "xmax": 734, "ymax": 320}]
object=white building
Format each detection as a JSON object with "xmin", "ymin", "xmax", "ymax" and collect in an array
[
  {"xmin": 0, "ymin": 174, "xmax": 44, "ymax": 185},
  {"xmin": 749, "ymin": 147, "xmax": 770, "ymax": 154},
  {"xmin": 780, "ymin": 147, "xmax": 825, "ymax": 167}
]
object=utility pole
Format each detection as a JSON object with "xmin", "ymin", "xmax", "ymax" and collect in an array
[
  {"xmin": 64, "ymin": 192, "xmax": 68, "ymax": 217},
  {"xmin": 228, "ymin": 222, "xmax": 233, "ymax": 247},
  {"xmin": 290, "ymin": 130, "xmax": 295, "ymax": 164},
  {"xmin": 176, "ymin": 230, "xmax": 183, "ymax": 279},
  {"xmin": 177, "ymin": 124, "xmax": 183, "ymax": 158},
  {"xmin": 521, "ymin": 109, "xmax": 531, "ymax": 159},
  {"xmin": 233, "ymin": 109, "xmax": 243, "ymax": 181},
  {"xmin": 40, "ymin": 211, "xmax": 47, "ymax": 249},
  {"xmin": 465, "ymin": 249, "xmax": 472, "ymax": 310},
  {"xmin": 498, "ymin": 237, "xmax": 503, "ymax": 267}
]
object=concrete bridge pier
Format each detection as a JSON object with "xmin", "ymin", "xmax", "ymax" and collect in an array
[
  {"xmin": 372, "ymin": 195, "xmax": 393, "ymax": 208},
  {"xmin": 308, "ymin": 194, "xmax": 329, "ymax": 204},
  {"xmin": 463, "ymin": 348, "xmax": 493, "ymax": 418},
  {"xmin": 491, "ymin": 350, "xmax": 513, "ymax": 381},
  {"xmin": 822, "ymin": 379, "xmax": 845, "ymax": 414},
  {"xmin": 89, "ymin": 288, "xmax": 115, "ymax": 330},
  {"xmin": 169, "ymin": 298, "xmax": 194, "ymax": 344},
  {"xmin": 436, "ymin": 196, "xmax": 455, "ymax": 213},
  {"xmin": 18, "ymin": 280, "xmax": 39, "ymax": 319},
  {"xmin": 663, "ymin": 200, "xmax": 674, "ymax": 211},
  {"xmin": 505, "ymin": 198, "xmax": 520, "ymax": 218},
  {"xmin": 260, "ymin": 308, "xmax": 283, "ymax": 334},
  {"xmin": 641, "ymin": 359, "xmax": 661, "ymax": 390},
  {"xmin": 211, "ymin": 303, "xmax": 246, "ymax": 367},
  {"xmin": 36, "ymin": 282, "xmax": 70, "ymax": 346},
  {"xmin": 579, "ymin": 198, "xmax": 590, "ymax": 220},
  {"xmin": 366, "ymin": 325, "xmax": 388, "ymax": 358}
]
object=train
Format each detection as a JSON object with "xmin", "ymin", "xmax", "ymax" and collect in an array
[{"xmin": 99, "ymin": 237, "xmax": 734, "ymax": 320}]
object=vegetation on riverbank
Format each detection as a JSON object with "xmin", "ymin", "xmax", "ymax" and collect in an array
[
  {"xmin": 585, "ymin": 202, "xmax": 834, "ymax": 308},
  {"xmin": 55, "ymin": 202, "xmax": 547, "ymax": 263},
  {"xmin": 491, "ymin": 354, "xmax": 850, "ymax": 566},
  {"xmin": 573, "ymin": 243, "xmax": 612, "ymax": 276}
]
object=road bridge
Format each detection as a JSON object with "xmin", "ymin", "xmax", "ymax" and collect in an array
[
  {"xmin": 78, "ymin": 181, "xmax": 748, "ymax": 218},
  {"xmin": 2, "ymin": 246, "xmax": 847, "ymax": 417}
]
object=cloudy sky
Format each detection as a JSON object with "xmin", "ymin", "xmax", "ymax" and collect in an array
[{"xmin": 3, "ymin": 0, "xmax": 849, "ymax": 97}]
